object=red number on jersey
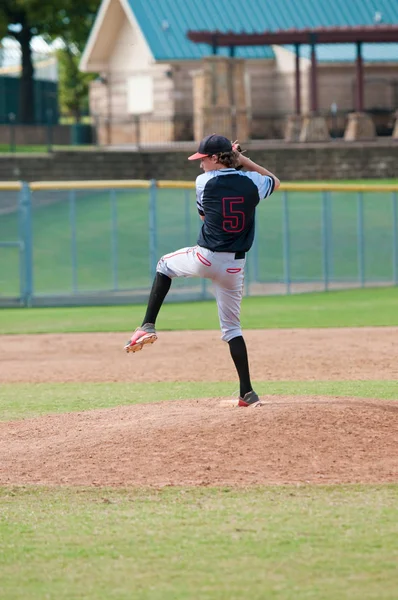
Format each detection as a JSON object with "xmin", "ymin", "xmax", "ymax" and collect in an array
[{"xmin": 222, "ymin": 197, "xmax": 245, "ymax": 233}]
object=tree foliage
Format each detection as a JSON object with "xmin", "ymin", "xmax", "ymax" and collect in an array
[
  {"xmin": 57, "ymin": 47, "xmax": 95, "ymax": 121},
  {"xmin": 0, "ymin": 0, "xmax": 100, "ymax": 122}
]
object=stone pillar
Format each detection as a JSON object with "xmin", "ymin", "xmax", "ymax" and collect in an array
[
  {"xmin": 299, "ymin": 115, "xmax": 330, "ymax": 142},
  {"xmin": 392, "ymin": 110, "xmax": 398, "ymax": 139},
  {"xmin": 285, "ymin": 114, "xmax": 303, "ymax": 141},
  {"xmin": 192, "ymin": 56, "xmax": 249, "ymax": 142},
  {"xmin": 344, "ymin": 112, "xmax": 376, "ymax": 141}
]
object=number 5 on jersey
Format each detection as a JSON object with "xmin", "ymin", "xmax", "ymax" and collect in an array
[{"xmin": 222, "ymin": 197, "xmax": 245, "ymax": 233}]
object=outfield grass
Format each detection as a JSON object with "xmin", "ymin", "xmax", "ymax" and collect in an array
[
  {"xmin": 1, "ymin": 287, "xmax": 398, "ymax": 334},
  {"xmin": 1, "ymin": 246, "xmax": 398, "ymax": 598},
  {"xmin": 0, "ymin": 380, "xmax": 397, "ymax": 421},
  {"xmin": 1, "ymin": 485, "xmax": 397, "ymax": 600}
]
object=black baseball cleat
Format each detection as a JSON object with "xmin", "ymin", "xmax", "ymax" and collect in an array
[{"xmin": 238, "ymin": 390, "xmax": 262, "ymax": 407}]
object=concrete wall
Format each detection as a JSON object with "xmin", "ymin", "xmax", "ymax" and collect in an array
[
  {"xmin": 0, "ymin": 125, "xmax": 75, "ymax": 145},
  {"xmin": 1, "ymin": 143, "xmax": 397, "ymax": 182}
]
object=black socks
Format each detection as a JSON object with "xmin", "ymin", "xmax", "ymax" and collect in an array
[
  {"xmin": 142, "ymin": 275, "xmax": 253, "ymax": 399},
  {"xmin": 142, "ymin": 272, "xmax": 172, "ymax": 326},
  {"xmin": 228, "ymin": 335, "xmax": 253, "ymax": 398}
]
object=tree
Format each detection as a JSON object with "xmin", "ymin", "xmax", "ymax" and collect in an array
[
  {"xmin": 0, "ymin": 1, "xmax": 41, "ymax": 123},
  {"xmin": 45, "ymin": 1, "xmax": 100, "ymax": 122},
  {"xmin": 57, "ymin": 46, "xmax": 95, "ymax": 122},
  {"xmin": 0, "ymin": 0, "xmax": 100, "ymax": 123}
]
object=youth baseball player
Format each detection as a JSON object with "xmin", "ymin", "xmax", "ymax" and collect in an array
[{"xmin": 124, "ymin": 134, "xmax": 280, "ymax": 407}]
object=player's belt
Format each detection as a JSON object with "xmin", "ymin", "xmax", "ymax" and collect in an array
[{"xmin": 235, "ymin": 251, "xmax": 245, "ymax": 259}]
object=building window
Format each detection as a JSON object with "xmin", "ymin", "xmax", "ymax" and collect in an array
[{"xmin": 127, "ymin": 74, "xmax": 153, "ymax": 114}]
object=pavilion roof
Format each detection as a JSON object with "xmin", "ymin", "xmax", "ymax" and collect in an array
[{"xmin": 187, "ymin": 25, "xmax": 398, "ymax": 47}]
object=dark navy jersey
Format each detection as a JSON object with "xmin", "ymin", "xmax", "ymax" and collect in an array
[{"xmin": 196, "ymin": 168, "xmax": 275, "ymax": 253}]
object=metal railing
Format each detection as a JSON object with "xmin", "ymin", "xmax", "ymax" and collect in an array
[{"xmin": 0, "ymin": 180, "xmax": 397, "ymax": 307}]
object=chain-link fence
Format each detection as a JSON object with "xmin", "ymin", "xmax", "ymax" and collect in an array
[{"xmin": 0, "ymin": 181, "xmax": 397, "ymax": 307}]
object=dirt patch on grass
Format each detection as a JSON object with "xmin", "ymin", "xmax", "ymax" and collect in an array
[
  {"xmin": 1, "ymin": 327, "xmax": 398, "ymax": 383},
  {"xmin": 0, "ymin": 396, "xmax": 397, "ymax": 486}
]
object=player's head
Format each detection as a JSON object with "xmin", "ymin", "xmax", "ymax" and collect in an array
[{"xmin": 188, "ymin": 134, "xmax": 238, "ymax": 172}]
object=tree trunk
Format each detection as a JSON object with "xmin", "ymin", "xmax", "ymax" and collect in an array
[
  {"xmin": 73, "ymin": 109, "xmax": 82, "ymax": 123},
  {"xmin": 66, "ymin": 48, "xmax": 82, "ymax": 123},
  {"xmin": 17, "ymin": 26, "xmax": 35, "ymax": 124}
]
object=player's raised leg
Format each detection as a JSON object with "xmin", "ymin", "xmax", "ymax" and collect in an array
[{"xmin": 125, "ymin": 246, "xmax": 203, "ymax": 353}]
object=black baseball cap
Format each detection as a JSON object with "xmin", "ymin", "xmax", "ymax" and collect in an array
[{"xmin": 188, "ymin": 134, "xmax": 232, "ymax": 160}]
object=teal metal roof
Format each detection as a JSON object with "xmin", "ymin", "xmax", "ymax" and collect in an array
[{"xmin": 127, "ymin": 0, "xmax": 398, "ymax": 62}]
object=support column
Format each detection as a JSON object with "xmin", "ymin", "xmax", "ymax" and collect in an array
[
  {"xmin": 106, "ymin": 74, "xmax": 112, "ymax": 145},
  {"xmin": 285, "ymin": 43, "xmax": 303, "ymax": 141},
  {"xmin": 299, "ymin": 35, "xmax": 329, "ymax": 142},
  {"xmin": 295, "ymin": 43, "xmax": 301, "ymax": 115},
  {"xmin": 355, "ymin": 41, "xmax": 364, "ymax": 112},
  {"xmin": 344, "ymin": 41, "xmax": 376, "ymax": 141},
  {"xmin": 229, "ymin": 46, "xmax": 237, "ymax": 140},
  {"xmin": 310, "ymin": 36, "xmax": 318, "ymax": 114},
  {"xmin": 192, "ymin": 56, "xmax": 249, "ymax": 142},
  {"xmin": 393, "ymin": 110, "xmax": 398, "ymax": 139},
  {"xmin": 212, "ymin": 35, "xmax": 218, "ymax": 56}
]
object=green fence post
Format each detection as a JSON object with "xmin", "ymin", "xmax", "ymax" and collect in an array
[
  {"xmin": 149, "ymin": 180, "xmax": 158, "ymax": 280},
  {"xmin": 184, "ymin": 189, "xmax": 191, "ymax": 247},
  {"xmin": 253, "ymin": 215, "xmax": 259, "ymax": 283},
  {"xmin": 69, "ymin": 190, "xmax": 78, "ymax": 293},
  {"xmin": 19, "ymin": 182, "xmax": 33, "ymax": 307},
  {"xmin": 357, "ymin": 192, "xmax": 365, "ymax": 287},
  {"xmin": 322, "ymin": 191, "xmax": 330, "ymax": 291},
  {"xmin": 46, "ymin": 108, "xmax": 53, "ymax": 153},
  {"xmin": 327, "ymin": 191, "xmax": 334, "ymax": 284},
  {"xmin": 282, "ymin": 190, "xmax": 291, "ymax": 294},
  {"xmin": 393, "ymin": 192, "xmax": 397, "ymax": 286},
  {"xmin": 110, "ymin": 188, "xmax": 119, "ymax": 291},
  {"xmin": 8, "ymin": 112, "xmax": 16, "ymax": 152}
]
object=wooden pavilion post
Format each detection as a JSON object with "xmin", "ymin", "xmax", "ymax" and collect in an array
[
  {"xmin": 285, "ymin": 43, "xmax": 303, "ymax": 140},
  {"xmin": 310, "ymin": 35, "xmax": 318, "ymax": 113},
  {"xmin": 355, "ymin": 41, "xmax": 364, "ymax": 112},
  {"xmin": 344, "ymin": 40, "xmax": 376, "ymax": 140},
  {"xmin": 299, "ymin": 34, "xmax": 329, "ymax": 141},
  {"xmin": 295, "ymin": 43, "xmax": 301, "ymax": 115}
]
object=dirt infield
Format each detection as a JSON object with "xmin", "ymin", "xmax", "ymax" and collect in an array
[
  {"xmin": 2, "ymin": 327, "xmax": 398, "ymax": 383},
  {"xmin": 1, "ymin": 328, "xmax": 397, "ymax": 486}
]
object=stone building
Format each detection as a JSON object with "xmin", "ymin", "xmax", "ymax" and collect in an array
[{"xmin": 80, "ymin": 0, "xmax": 398, "ymax": 145}]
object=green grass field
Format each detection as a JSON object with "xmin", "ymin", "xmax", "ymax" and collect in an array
[
  {"xmin": 1, "ymin": 485, "xmax": 397, "ymax": 600},
  {"xmin": 1, "ymin": 287, "xmax": 398, "ymax": 334},
  {"xmin": 1, "ymin": 379, "xmax": 397, "ymax": 422},
  {"xmin": 1, "ymin": 179, "xmax": 397, "ymax": 296},
  {"xmin": 1, "ymin": 173, "xmax": 398, "ymax": 599},
  {"xmin": 1, "ymin": 290, "xmax": 398, "ymax": 598}
]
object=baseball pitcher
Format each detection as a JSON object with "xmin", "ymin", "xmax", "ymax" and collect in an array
[{"xmin": 125, "ymin": 134, "xmax": 280, "ymax": 407}]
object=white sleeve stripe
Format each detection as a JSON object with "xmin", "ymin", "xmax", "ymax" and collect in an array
[{"xmin": 266, "ymin": 176, "xmax": 275, "ymax": 197}]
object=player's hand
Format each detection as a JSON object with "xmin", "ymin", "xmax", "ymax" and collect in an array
[
  {"xmin": 232, "ymin": 139, "xmax": 242, "ymax": 153},
  {"xmin": 232, "ymin": 140, "xmax": 245, "ymax": 170}
]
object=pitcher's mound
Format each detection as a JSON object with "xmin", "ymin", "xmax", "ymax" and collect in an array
[{"xmin": 1, "ymin": 396, "xmax": 397, "ymax": 487}]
